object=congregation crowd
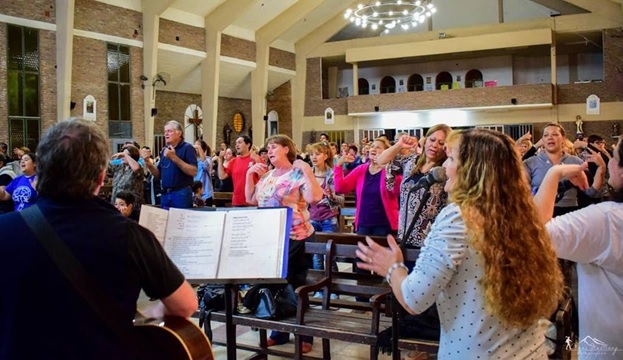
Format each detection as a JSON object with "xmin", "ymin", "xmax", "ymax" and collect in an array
[{"xmin": 1, "ymin": 117, "xmax": 621, "ymax": 359}]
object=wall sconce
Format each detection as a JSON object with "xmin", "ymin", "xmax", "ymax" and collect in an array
[
  {"xmin": 140, "ymin": 75, "xmax": 148, "ymax": 89},
  {"xmin": 132, "ymin": 29, "xmax": 139, "ymax": 39}
]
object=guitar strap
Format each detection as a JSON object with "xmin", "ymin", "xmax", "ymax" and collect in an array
[{"xmin": 19, "ymin": 205, "xmax": 144, "ymax": 358}]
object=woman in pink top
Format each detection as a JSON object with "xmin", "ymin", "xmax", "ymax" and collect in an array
[
  {"xmin": 334, "ymin": 137, "xmax": 401, "ymax": 236},
  {"xmin": 245, "ymin": 134, "xmax": 323, "ymax": 353}
]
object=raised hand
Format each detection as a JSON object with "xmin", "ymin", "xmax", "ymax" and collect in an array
[
  {"xmin": 292, "ymin": 159, "xmax": 312, "ymax": 172},
  {"xmin": 517, "ymin": 132, "xmax": 532, "ymax": 143},
  {"xmin": 247, "ymin": 162, "xmax": 268, "ymax": 177},
  {"xmin": 337, "ymin": 154, "xmax": 355, "ymax": 166},
  {"xmin": 163, "ymin": 145, "xmax": 177, "ymax": 159},
  {"xmin": 397, "ymin": 135, "xmax": 419, "ymax": 149}
]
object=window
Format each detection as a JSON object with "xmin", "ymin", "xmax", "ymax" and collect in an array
[
  {"xmin": 358, "ymin": 78, "xmax": 370, "ymax": 95},
  {"xmin": 324, "ymin": 131, "xmax": 347, "ymax": 145},
  {"xmin": 7, "ymin": 25, "xmax": 40, "ymax": 151},
  {"xmin": 380, "ymin": 76, "xmax": 396, "ymax": 93},
  {"xmin": 435, "ymin": 71, "xmax": 453, "ymax": 90},
  {"xmin": 107, "ymin": 43, "xmax": 132, "ymax": 138},
  {"xmin": 465, "ymin": 69, "xmax": 483, "ymax": 88},
  {"xmin": 476, "ymin": 125, "xmax": 505, "ymax": 134},
  {"xmin": 407, "ymin": 74, "xmax": 424, "ymax": 92},
  {"xmin": 396, "ymin": 128, "xmax": 423, "ymax": 138},
  {"xmin": 505, "ymin": 124, "xmax": 533, "ymax": 140}
]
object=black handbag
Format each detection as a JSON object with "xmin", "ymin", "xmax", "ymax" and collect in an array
[
  {"xmin": 252, "ymin": 284, "xmax": 298, "ymax": 320},
  {"xmin": 197, "ymin": 285, "xmax": 225, "ymax": 341}
]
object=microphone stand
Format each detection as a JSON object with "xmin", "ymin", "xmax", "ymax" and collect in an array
[{"xmin": 391, "ymin": 187, "xmax": 432, "ymax": 360}]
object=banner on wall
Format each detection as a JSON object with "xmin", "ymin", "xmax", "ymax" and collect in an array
[
  {"xmin": 324, "ymin": 108, "xmax": 334, "ymax": 125},
  {"xmin": 586, "ymin": 94, "xmax": 600, "ymax": 115}
]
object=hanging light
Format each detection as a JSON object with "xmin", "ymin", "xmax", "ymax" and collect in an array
[{"xmin": 344, "ymin": 0, "xmax": 437, "ymax": 33}]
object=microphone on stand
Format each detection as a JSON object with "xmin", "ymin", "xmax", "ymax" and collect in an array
[{"xmin": 413, "ymin": 166, "xmax": 447, "ymax": 191}]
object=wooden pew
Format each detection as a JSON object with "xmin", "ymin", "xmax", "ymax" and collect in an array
[{"xmin": 212, "ymin": 192, "xmax": 233, "ymax": 207}]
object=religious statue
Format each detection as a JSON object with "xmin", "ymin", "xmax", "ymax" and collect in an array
[
  {"xmin": 223, "ymin": 124, "xmax": 232, "ymax": 145},
  {"xmin": 575, "ymin": 116, "xmax": 584, "ymax": 135}
]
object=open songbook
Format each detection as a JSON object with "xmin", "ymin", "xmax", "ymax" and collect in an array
[{"xmin": 139, "ymin": 206, "xmax": 292, "ymax": 281}]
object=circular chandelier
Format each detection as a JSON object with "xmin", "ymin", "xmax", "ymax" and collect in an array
[{"xmin": 344, "ymin": 0, "xmax": 437, "ymax": 34}]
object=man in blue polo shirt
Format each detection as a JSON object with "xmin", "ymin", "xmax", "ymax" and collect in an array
[{"xmin": 144, "ymin": 120, "xmax": 197, "ymax": 209}]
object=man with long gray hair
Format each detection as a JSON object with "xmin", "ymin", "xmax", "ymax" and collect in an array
[{"xmin": 0, "ymin": 118, "xmax": 197, "ymax": 359}]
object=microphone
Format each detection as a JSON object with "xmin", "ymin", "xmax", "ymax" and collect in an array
[{"xmin": 413, "ymin": 166, "xmax": 447, "ymax": 191}]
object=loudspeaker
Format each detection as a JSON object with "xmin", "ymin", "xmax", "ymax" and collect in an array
[
  {"xmin": 70, "ymin": 101, "xmax": 76, "ymax": 110},
  {"xmin": 511, "ymin": 98, "xmax": 517, "ymax": 105},
  {"xmin": 263, "ymin": 115, "xmax": 268, "ymax": 121},
  {"xmin": 374, "ymin": 106, "xmax": 380, "ymax": 112},
  {"xmin": 151, "ymin": 108, "xmax": 158, "ymax": 117}
]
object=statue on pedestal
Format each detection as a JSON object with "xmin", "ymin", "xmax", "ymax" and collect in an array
[{"xmin": 575, "ymin": 116, "xmax": 584, "ymax": 137}]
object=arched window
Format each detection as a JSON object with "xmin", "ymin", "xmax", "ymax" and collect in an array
[
  {"xmin": 358, "ymin": 78, "xmax": 370, "ymax": 95},
  {"xmin": 407, "ymin": 74, "xmax": 424, "ymax": 92},
  {"xmin": 465, "ymin": 69, "xmax": 484, "ymax": 88},
  {"xmin": 435, "ymin": 71, "xmax": 453, "ymax": 90},
  {"xmin": 380, "ymin": 76, "xmax": 396, "ymax": 93}
]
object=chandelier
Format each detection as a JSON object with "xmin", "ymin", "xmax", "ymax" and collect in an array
[{"xmin": 344, "ymin": 1, "xmax": 437, "ymax": 34}]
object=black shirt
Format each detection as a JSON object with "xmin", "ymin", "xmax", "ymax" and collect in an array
[{"xmin": 0, "ymin": 196, "xmax": 185, "ymax": 359}]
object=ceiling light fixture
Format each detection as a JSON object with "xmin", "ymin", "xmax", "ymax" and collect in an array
[{"xmin": 344, "ymin": 1, "xmax": 437, "ymax": 34}]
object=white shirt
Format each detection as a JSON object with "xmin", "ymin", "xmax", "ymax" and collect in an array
[
  {"xmin": 402, "ymin": 203, "xmax": 548, "ymax": 359},
  {"xmin": 546, "ymin": 201, "xmax": 623, "ymax": 359}
]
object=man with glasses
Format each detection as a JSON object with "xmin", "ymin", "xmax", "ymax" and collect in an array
[{"xmin": 144, "ymin": 120, "xmax": 197, "ymax": 209}]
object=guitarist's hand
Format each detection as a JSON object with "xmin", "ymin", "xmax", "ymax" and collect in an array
[{"xmin": 139, "ymin": 300, "xmax": 166, "ymax": 319}]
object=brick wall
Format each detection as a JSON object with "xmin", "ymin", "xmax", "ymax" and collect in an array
[
  {"xmin": 71, "ymin": 36, "xmax": 108, "ymax": 135},
  {"xmin": 558, "ymin": 29, "xmax": 623, "ymax": 104},
  {"xmin": 71, "ymin": 36, "xmax": 145, "ymax": 145},
  {"xmin": 75, "ymin": 0, "xmax": 142, "ymax": 41},
  {"xmin": 0, "ymin": 24, "xmax": 7, "ymax": 143},
  {"xmin": 40, "ymin": 29, "xmax": 57, "ymax": 132},
  {"xmin": 266, "ymin": 81, "xmax": 292, "ymax": 139},
  {"xmin": 305, "ymin": 58, "xmax": 349, "ymax": 117},
  {"xmin": 153, "ymin": 90, "xmax": 201, "ymax": 133},
  {"xmin": 0, "ymin": 0, "xmax": 56, "ymax": 23},
  {"xmin": 348, "ymin": 84, "xmax": 553, "ymax": 113},
  {"xmin": 159, "ymin": 19, "xmax": 205, "ymax": 52},
  {"xmin": 269, "ymin": 48, "xmax": 295, "ymax": 71},
  {"xmin": 216, "ymin": 97, "xmax": 252, "ymax": 148},
  {"xmin": 221, "ymin": 34, "xmax": 255, "ymax": 62},
  {"xmin": 153, "ymin": 91, "xmax": 253, "ymax": 150}
]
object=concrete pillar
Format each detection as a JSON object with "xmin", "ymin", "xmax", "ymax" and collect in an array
[{"xmin": 55, "ymin": 0, "xmax": 75, "ymax": 122}]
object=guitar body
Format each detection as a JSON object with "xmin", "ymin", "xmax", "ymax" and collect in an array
[{"xmin": 134, "ymin": 316, "xmax": 214, "ymax": 360}]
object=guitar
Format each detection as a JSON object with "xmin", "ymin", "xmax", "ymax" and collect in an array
[{"xmin": 134, "ymin": 314, "xmax": 214, "ymax": 360}]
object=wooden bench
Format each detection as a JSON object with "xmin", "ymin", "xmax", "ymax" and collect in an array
[
  {"xmin": 212, "ymin": 191, "xmax": 233, "ymax": 207},
  {"xmin": 202, "ymin": 234, "xmax": 440, "ymax": 359},
  {"xmin": 204, "ymin": 241, "xmax": 333, "ymax": 359}
]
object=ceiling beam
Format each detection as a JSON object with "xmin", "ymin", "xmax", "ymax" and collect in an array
[
  {"xmin": 528, "ymin": 0, "xmax": 588, "ymax": 15},
  {"xmin": 141, "ymin": 0, "xmax": 177, "ymax": 16},
  {"xmin": 205, "ymin": 0, "xmax": 262, "ymax": 32},
  {"xmin": 256, "ymin": 0, "xmax": 326, "ymax": 45},
  {"xmin": 295, "ymin": 0, "xmax": 360, "ymax": 55},
  {"xmin": 562, "ymin": 0, "xmax": 619, "ymax": 13}
]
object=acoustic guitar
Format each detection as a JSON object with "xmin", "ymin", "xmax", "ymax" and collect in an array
[{"xmin": 134, "ymin": 314, "xmax": 214, "ymax": 360}]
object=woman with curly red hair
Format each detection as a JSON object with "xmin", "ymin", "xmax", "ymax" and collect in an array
[{"xmin": 358, "ymin": 128, "xmax": 563, "ymax": 358}]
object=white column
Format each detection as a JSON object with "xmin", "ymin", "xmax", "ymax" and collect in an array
[
  {"xmin": 352, "ymin": 63, "xmax": 359, "ymax": 96},
  {"xmin": 251, "ymin": 44, "xmax": 269, "ymax": 146},
  {"xmin": 142, "ymin": 11, "xmax": 159, "ymax": 149},
  {"xmin": 201, "ymin": 29, "xmax": 221, "ymax": 150},
  {"xmin": 55, "ymin": 0, "xmax": 75, "ymax": 122}
]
